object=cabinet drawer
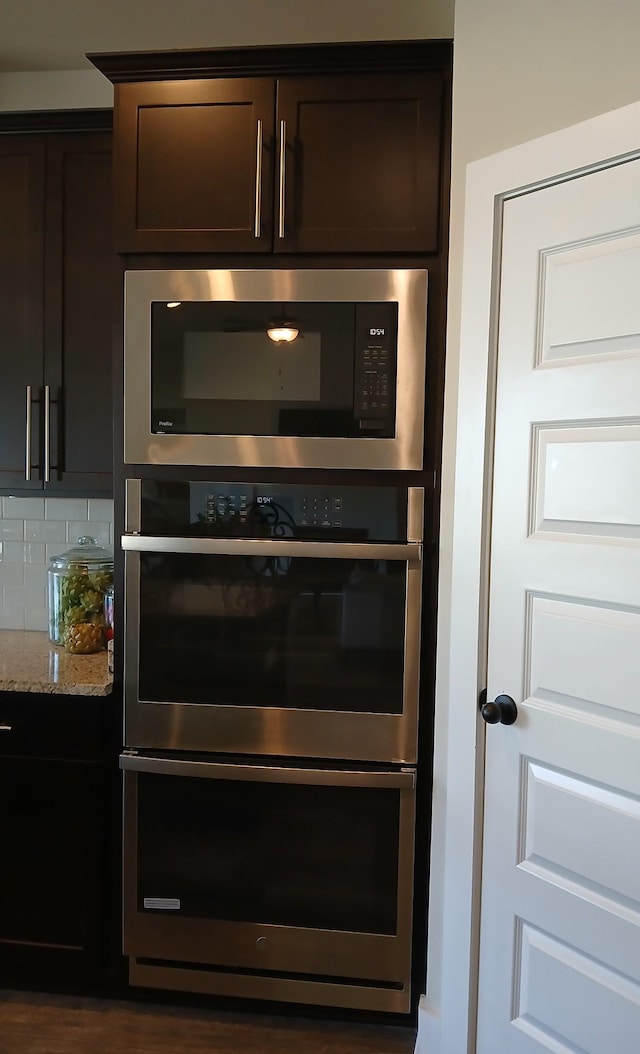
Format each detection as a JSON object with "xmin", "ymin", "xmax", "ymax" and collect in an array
[{"xmin": 0, "ymin": 693, "xmax": 106, "ymax": 761}]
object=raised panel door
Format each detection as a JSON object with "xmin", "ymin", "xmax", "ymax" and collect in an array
[{"xmin": 477, "ymin": 159, "xmax": 640, "ymax": 1052}]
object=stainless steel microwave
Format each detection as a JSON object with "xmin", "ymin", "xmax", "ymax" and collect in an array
[{"xmin": 123, "ymin": 268, "xmax": 428, "ymax": 470}]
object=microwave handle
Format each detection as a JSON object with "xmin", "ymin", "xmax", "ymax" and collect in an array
[
  {"xmin": 120, "ymin": 752, "xmax": 415, "ymax": 789},
  {"xmin": 121, "ymin": 535, "xmax": 421, "ymax": 563}
]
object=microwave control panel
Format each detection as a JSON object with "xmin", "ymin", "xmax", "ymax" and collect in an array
[{"xmin": 353, "ymin": 304, "xmax": 398, "ymax": 435}]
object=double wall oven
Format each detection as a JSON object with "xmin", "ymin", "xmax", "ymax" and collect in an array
[{"xmin": 120, "ymin": 269, "xmax": 428, "ymax": 1014}]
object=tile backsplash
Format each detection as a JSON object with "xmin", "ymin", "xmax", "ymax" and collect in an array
[{"xmin": 0, "ymin": 497, "xmax": 114, "ymax": 631}]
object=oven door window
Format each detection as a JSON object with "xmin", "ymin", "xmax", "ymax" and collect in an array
[
  {"xmin": 150, "ymin": 300, "xmax": 397, "ymax": 439},
  {"xmin": 136, "ymin": 771, "xmax": 400, "ymax": 934},
  {"xmin": 138, "ymin": 553, "xmax": 407, "ymax": 714}
]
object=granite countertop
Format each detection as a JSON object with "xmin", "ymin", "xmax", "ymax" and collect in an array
[{"xmin": 0, "ymin": 630, "xmax": 113, "ymax": 696}]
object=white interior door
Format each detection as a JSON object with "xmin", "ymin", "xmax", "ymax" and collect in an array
[{"xmin": 477, "ymin": 158, "xmax": 640, "ymax": 1052}]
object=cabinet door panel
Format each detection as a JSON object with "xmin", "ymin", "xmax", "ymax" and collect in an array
[
  {"xmin": 0, "ymin": 138, "xmax": 45, "ymax": 489},
  {"xmin": 0, "ymin": 757, "xmax": 104, "ymax": 975},
  {"xmin": 116, "ymin": 79, "xmax": 275, "ymax": 252},
  {"xmin": 276, "ymin": 74, "xmax": 443, "ymax": 253},
  {"xmin": 43, "ymin": 133, "xmax": 113, "ymax": 494}
]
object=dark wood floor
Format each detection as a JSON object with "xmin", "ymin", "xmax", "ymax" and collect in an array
[{"xmin": 0, "ymin": 990, "xmax": 416, "ymax": 1054}]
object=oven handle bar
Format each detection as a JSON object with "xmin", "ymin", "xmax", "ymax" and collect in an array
[
  {"xmin": 121, "ymin": 535, "xmax": 421, "ymax": 562},
  {"xmin": 120, "ymin": 753, "xmax": 415, "ymax": 789}
]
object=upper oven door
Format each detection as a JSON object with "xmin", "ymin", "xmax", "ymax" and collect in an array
[
  {"xmin": 122, "ymin": 489, "xmax": 424, "ymax": 764},
  {"xmin": 124, "ymin": 268, "xmax": 427, "ymax": 470}
]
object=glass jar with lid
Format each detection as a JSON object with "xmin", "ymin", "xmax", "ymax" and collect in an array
[{"xmin": 47, "ymin": 536, "xmax": 114, "ymax": 653}]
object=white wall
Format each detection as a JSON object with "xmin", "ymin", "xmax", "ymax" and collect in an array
[
  {"xmin": 422, "ymin": 1, "xmax": 640, "ymax": 1051},
  {"xmin": 0, "ymin": 0, "xmax": 454, "ymax": 110},
  {"xmin": 0, "ymin": 71, "xmax": 113, "ymax": 111}
]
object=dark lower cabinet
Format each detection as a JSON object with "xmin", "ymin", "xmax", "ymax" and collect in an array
[
  {"xmin": 0, "ymin": 757, "xmax": 104, "ymax": 983},
  {"xmin": 0, "ymin": 128, "xmax": 113, "ymax": 496},
  {"xmin": 0, "ymin": 693, "xmax": 121, "ymax": 992}
]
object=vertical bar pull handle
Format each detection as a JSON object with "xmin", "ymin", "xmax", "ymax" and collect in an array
[
  {"xmin": 253, "ymin": 119, "xmax": 263, "ymax": 239},
  {"xmin": 278, "ymin": 119, "xmax": 286, "ymax": 239},
  {"xmin": 25, "ymin": 385, "xmax": 32, "ymax": 481},
  {"xmin": 43, "ymin": 384, "xmax": 51, "ymax": 483}
]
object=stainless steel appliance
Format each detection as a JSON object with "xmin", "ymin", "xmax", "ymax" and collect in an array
[
  {"xmin": 120, "ymin": 479, "xmax": 424, "ymax": 1011},
  {"xmin": 122, "ymin": 479, "xmax": 423, "ymax": 763},
  {"xmin": 123, "ymin": 268, "xmax": 428, "ymax": 470},
  {"xmin": 121, "ymin": 753, "xmax": 416, "ymax": 1012}
]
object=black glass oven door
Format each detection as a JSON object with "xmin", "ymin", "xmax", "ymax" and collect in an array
[
  {"xmin": 122, "ymin": 754, "xmax": 415, "ymax": 1013},
  {"xmin": 123, "ymin": 538, "xmax": 422, "ymax": 762}
]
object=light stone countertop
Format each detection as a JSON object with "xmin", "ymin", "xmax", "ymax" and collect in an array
[{"xmin": 0, "ymin": 630, "xmax": 113, "ymax": 696}]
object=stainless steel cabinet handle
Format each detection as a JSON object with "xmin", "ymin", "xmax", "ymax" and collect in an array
[
  {"xmin": 25, "ymin": 385, "xmax": 32, "ymax": 481},
  {"xmin": 122, "ymin": 535, "xmax": 422, "ymax": 563},
  {"xmin": 277, "ymin": 118, "xmax": 286, "ymax": 239},
  {"xmin": 43, "ymin": 384, "xmax": 50, "ymax": 483},
  {"xmin": 0, "ymin": 724, "xmax": 13, "ymax": 732},
  {"xmin": 253, "ymin": 119, "xmax": 263, "ymax": 239}
]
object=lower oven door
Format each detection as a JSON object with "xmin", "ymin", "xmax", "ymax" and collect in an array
[{"xmin": 121, "ymin": 753, "xmax": 416, "ymax": 1013}]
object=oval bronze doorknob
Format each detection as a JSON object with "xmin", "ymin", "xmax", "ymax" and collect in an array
[{"xmin": 480, "ymin": 693, "xmax": 518, "ymax": 725}]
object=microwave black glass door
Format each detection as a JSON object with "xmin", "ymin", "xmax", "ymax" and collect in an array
[
  {"xmin": 137, "ymin": 552, "xmax": 406, "ymax": 714},
  {"xmin": 136, "ymin": 771, "xmax": 400, "ymax": 934},
  {"xmin": 150, "ymin": 300, "xmax": 398, "ymax": 438}
]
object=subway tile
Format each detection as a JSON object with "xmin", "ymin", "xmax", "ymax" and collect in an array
[
  {"xmin": 24, "ymin": 563, "xmax": 47, "ymax": 587},
  {"xmin": 67, "ymin": 522, "xmax": 111, "ymax": 547},
  {"xmin": 0, "ymin": 564, "xmax": 25, "ymax": 587},
  {"xmin": 88, "ymin": 499, "xmax": 114, "ymax": 521},
  {"xmin": 0, "ymin": 520, "xmax": 25, "ymax": 541},
  {"xmin": 0, "ymin": 496, "xmax": 116, "ymax": 635},
  {"xmin": 4, "ymin": 584, "xmax": 46, "ymax": 610},
  {"xmin": 3, "ymin": 541, "xmax": 46, "ymax": 564},
  {"xmin": 25, "ymin": 519, "xmax": 67, "ymax": 543},
  {"xmin": 25, "ymin": 608, "xmax": 48, "ymax": 631},
  {"xmin": 44, "ymin": 498, "xmax": 88, "ymax": 521},
  {"xmin": 3, "ymin": 496, "xmax": 44, "ymax": 519},
  {"xmin": 46, "ymin": 542, "xmax": 70, "ymax": 562}
]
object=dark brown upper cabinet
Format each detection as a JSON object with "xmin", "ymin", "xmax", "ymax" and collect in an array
[
  {"xmin": 276, "ymin": 74, "xmax": 442, "ymax": 254},
  {"xmin": 115, "ymin": 78, "xmax": 275, "ymax": 253},
  {"xmin": 0, "ymin": 129, "xmax": 113, "ymax": 496},
  {"xmin": 99, "ymin": 41, "xmax": 451, "ymax": 256}
]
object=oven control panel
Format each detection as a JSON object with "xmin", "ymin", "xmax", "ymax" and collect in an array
[
  {"xmin": 203, "ymin": 490, "xmax": 346, "ymax": 529},
  {"xmin": 140, "ymin": 481, "xmax": 409, "ymax": 542},
  {"xmin": 199, "ymin": 485, "xmax": 399, "ymax": 539}
]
